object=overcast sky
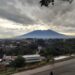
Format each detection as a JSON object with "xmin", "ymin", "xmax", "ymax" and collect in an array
[{"xmin": 0, "ymin": 0, "xmax": 75, "ymax": 38}]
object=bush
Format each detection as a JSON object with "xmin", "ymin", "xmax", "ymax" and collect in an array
[{"xmin": 10, "ymin": 56, "xmax": 25, "ymax": 68}]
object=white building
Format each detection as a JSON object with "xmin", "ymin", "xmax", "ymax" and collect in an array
[{"xmin": 23, "ymin": 54, "xmax": 45, "ymax": 63}]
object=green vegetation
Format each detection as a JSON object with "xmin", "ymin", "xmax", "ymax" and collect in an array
[
  {"xmin": 0, "ymin": 39, "xmax": 75, "ymax": 74},
  {"xmin": 40, "ymin": 0, "xmax": 73, "ymax": 7},
  {"xmin": 10, "ymin": 56, "xmax": 26, "ymax": 68},
  {"xmin": 0, "ymin": 39, "xmax": 75, "ymax": 57},
  {"xmin": 39, "ymin": 39, "xmax": 75, "ymax": 62}
]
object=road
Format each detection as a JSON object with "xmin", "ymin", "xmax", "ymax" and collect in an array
[
  {"xmin": 13, "ymin": 58, "xmax": 75, "ymax": 75},
  {"xmin": 32, "ymin": 59, "xmax": 75, "ymax": 75}
]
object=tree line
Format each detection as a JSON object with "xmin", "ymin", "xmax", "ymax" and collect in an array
[{"xmin": 0, "ymin": 39, "xmax": 75, "ymax": 58}]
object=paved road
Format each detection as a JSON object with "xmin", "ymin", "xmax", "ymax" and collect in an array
[
  {"xmin": 13, "ymin": 58, "xmax": 75, "ymax": 75},
  {"xmin": 32, "ymin": 59, "xmax": 75, "ymax": 75}
]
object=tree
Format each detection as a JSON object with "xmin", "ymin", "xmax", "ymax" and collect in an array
[
  {"xmin": 40, "ymin": 0, "xmax": 54, "ymax": 6},
  {"xmin": 39, "ymin": 47, "xmax": 55, "ymax": 62},
  {"xmin": 10, "ymin": 56, "xmax": 25, "ymax": 68},
  {"xmin": 0, "ymin": 48, "xmax": 4, "ymax": 58},
  {"xmin": 37, "ymin": 39, "xmax": 46, "ymax": 47},
  {"xmin": 40, "ymin": 0, "xmax": 73, "ymax": 7}
]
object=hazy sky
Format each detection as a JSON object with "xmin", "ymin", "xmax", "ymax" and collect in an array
[{"xmin": 0, "ymin": 0, "xmax": 75, "ymax": 38}]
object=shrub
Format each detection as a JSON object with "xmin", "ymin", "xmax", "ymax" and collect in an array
[{"xmin": 10, "ymin": 56, "xmax": 25, "ymax": 68}]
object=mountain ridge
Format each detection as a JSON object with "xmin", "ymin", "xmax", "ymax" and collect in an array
[{"xmin": 18, "ymin": 30, "xmax": 68, "ymax": 39}]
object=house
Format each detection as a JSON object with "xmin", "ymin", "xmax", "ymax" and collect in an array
[
  {"xmin": 2, "ymin": 55, "xmax": 17, "ymax": 65},
  {"xmin": 3, "ymin": 55, "xmax": 17, "ymax": 61},
  {"xmin": 0, "ymin": 59, "xmax": 2, "ymax": 62}
]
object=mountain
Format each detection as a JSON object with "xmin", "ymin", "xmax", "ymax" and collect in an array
[{"xmin": 17, "ymin": 30, "xmax": 68, "ymax": 39}]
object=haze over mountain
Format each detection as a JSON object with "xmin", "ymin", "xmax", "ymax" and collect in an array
[{"xmin": 18, "ymin": 30, "xmax": 68, "ymax": 39}]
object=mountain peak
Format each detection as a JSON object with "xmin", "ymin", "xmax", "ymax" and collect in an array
[{"xmin": 18, "ymin": 30, "xmax": 67, "ymax": 39}]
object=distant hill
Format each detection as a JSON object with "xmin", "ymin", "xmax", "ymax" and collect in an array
[{"xmin": 18, "ymin": 30, "xmax": 68, "ymax": 39}]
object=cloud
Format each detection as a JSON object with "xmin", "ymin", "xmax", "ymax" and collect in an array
[
  {"xmin": 0, "ymin": 18, "xmax": 51, "ymax": 38},
  {"xmin": 0, "ymin": 0, "xmax": 74, "ymax": 25},
  {"xmin": 0, "ymin": 0, "xmax": 38, "ymax": 24},
  {"xmin": 0, "ymin": 0, "xmax": 75, "ymax": 38}
]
